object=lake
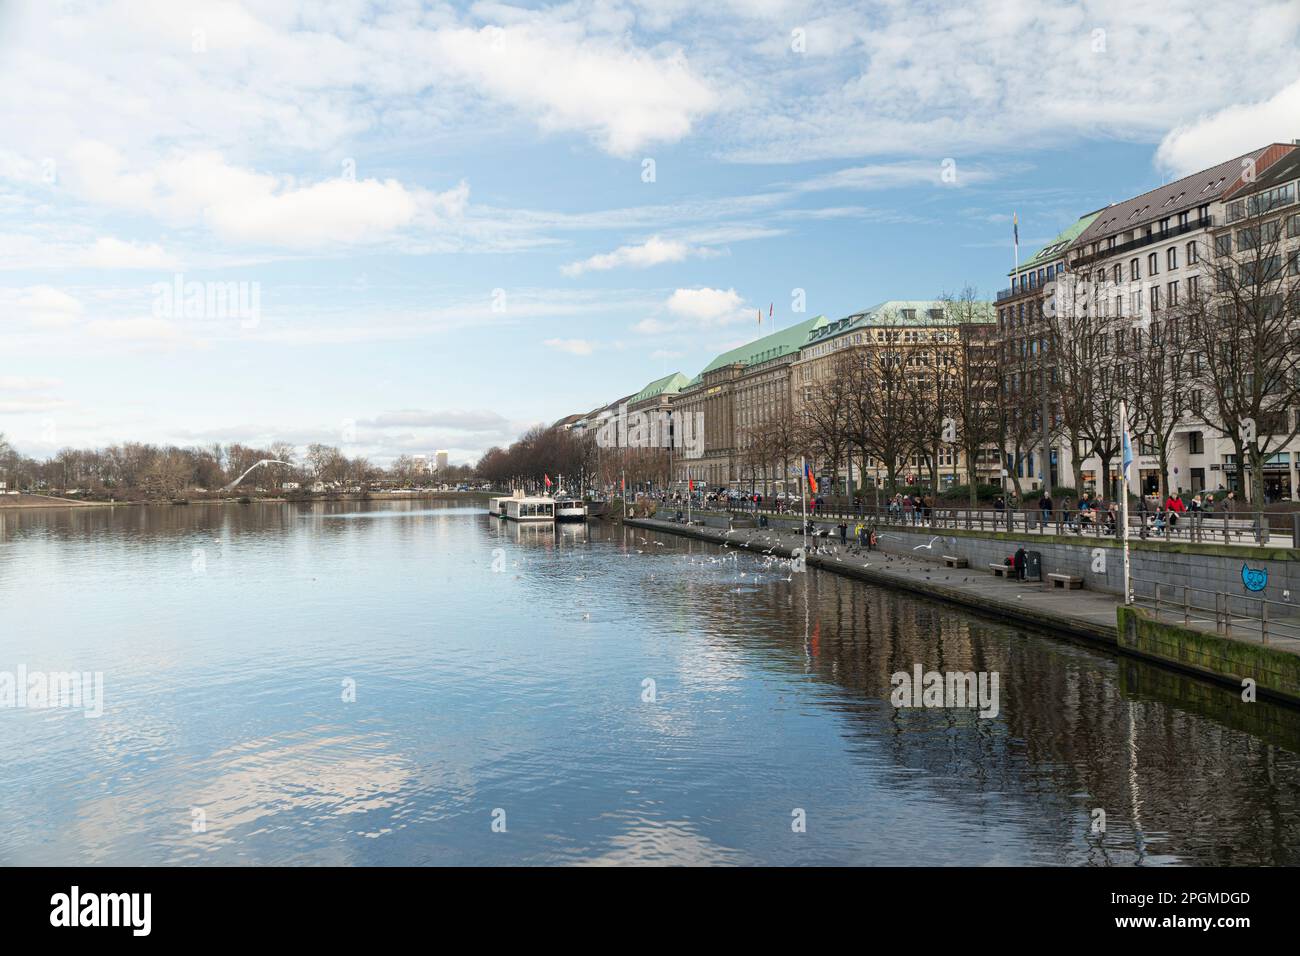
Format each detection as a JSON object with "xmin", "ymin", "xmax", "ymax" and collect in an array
[{"xmin": 1, "ymin": 498, "xmax": 1297, "ymax": 865}]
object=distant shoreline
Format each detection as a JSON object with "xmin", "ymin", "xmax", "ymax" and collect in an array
[{"xmin": 0, "ymin": 490, "xmax": 494, "ymax": 511}]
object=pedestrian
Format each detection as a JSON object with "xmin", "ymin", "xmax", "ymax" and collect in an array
[
  {"xmin": 838, "ymin": 520, "xmax": 848, "ymax": 545},
  {"xmin": 856, "ymin": 522, "xmax": 866, "ymax": 547},
  {"xmin": 1039, "ymin": 490, "xmax": 1053, "ymax": 528},
  {"xmin": 1165, "ymin": 491, "xmax": 1184, "ymax": 529},
  {"xmin": 1013, "ymin": 545, "xmax": 1027, "ymax": 581}
]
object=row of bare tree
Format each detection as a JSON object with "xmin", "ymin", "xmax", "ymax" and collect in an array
[{"xmin": 0, "ymin": 436, "xmax": 472, "ymax": 498}]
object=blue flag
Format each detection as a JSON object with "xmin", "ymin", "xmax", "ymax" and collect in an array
[{"xmin": 1122, "ymin": 423, "xmax": 1133, "ymax": 475}]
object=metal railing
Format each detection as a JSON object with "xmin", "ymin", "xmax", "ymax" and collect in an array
[
  {"xmin": 697, "ymin": 501, "xmax": 1298, "ymax": 547},
  {"xmin": 1130, "ymin": 577, "xmax": 1300, "ymax": 644}
]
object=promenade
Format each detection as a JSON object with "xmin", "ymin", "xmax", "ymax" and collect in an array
[
  {"xmin": 626, "ymin": 514, "xmax": 1300, "ymax": 705},
  {"xmin": 669, "ymin": 500, "xmax": 1300, "ymax": 551}
]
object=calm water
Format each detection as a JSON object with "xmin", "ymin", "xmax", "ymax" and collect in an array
[{"xmin": 1, "ymin": 498, "xmax": 1298, "ymax": 866}]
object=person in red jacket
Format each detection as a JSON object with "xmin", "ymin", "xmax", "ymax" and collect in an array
[{"xmin": 1165, "ymin": 492, "xmax": 1185, "ymax": 528}]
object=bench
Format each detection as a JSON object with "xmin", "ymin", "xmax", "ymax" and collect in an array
[
  {"xmin": 989, "ymin": 563, "xmax": 1011, "ymax": 578},
  {"xmin": 1048, "ymin": 573, "xmax": 1083, "ymax": 590},
  {"xmin": 943, "ymin": 555, "xmax": 968, "ymax": 568}
]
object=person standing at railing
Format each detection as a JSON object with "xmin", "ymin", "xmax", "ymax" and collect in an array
[
  {"xmin": 1165, "ymin": 492, "xmax": 1184, "ymax": 529},
  {"xmin": 1076, "ymin": 497, "xmax": 1092, "ymax": 532},
  {"xmin": 1038, "ymin": 491, "xmax": 1053, "ymax": 529}
]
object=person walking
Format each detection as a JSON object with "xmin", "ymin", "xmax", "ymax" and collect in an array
[
  {"xmin": 1038, "ymin": 491, "xmax": 1053, "ymax": 530},
  {"xmin": 838, "ymin": 520, "xmax": 848, "ymax": 546}
]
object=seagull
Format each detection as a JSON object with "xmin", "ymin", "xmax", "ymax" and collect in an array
[{"xmin": 913, "ymin": 536, "xmax": 942, "ymax": 551}]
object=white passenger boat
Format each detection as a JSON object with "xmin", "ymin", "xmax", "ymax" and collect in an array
[
  {"xmin": 502, "ymin": 496, "xmax": 556, "ymax": 522},
  {"xmin": 553, "ymin": 497, "xmax": 587, "ymax": 522},
  {"xmin": 486, "ymin": 496, "xmax": 510, "ymax": 519}
]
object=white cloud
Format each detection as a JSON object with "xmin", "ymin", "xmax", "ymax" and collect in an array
[
  {"xmin": 63, "ymin": 143, "xmax": 433, "ymax": 247},
  {"xmin": 11, "ymin": 286, "xmax": 83, "ymax": 327},
  {"xmin": 0, "ymin": 375, "xmax": 62, "ymax": 391},
  {"xmin": 0, "ymin": 398, "xmax": 70, "ymax": 414},
  {"xmin": 632, "ymin": 317, "xmax": 672, "ymax": 335},
  {"xmin": 666, "ymin": 287, "xmax": 747, "ymax": 323},
  {"xmin": 86, "ymin": 236, "xmax": 177, "ymax": 269},
  {"xmin": 543, "ymin": 337, "xmax": 596, "ymax": 355},
  {"xmin": 797, "ymin": 160, "xmax": 994, "ymax": 192},
  {"xmin": 1156, "ymin": 80, "xmax": 1300, "ymax": 177},
  {"xmin": 431, "ymin": 25, "xmax": 718, "ymax": 156},
  {"xmin": 561, "ymin": 235, "xmax": 693, "ymax": 276},
  {"xmin": 84, "ymin": 316, "xmax": 191, "ymax": 344}
]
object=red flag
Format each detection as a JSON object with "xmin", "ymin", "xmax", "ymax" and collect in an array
[
  {"xmin": 620, "ymin": 477, "xmax": 625, "ymax": 490},
  {"xmin": 805, "ymin": 461, "xmax": 818, "ymax": 495},
  {"xmin": 544, "ymin": 474, "xmax": 552, "ymax": 488}
]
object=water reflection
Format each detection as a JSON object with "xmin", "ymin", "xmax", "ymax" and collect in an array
[{"xmin": 0, "ymin": 498, "xmax": 1296, "ymax": 865}]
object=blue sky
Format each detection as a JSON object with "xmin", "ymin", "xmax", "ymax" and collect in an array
[{"xmin": 3, "ymin": 0, "xmax": 1299, "ymax": 465}]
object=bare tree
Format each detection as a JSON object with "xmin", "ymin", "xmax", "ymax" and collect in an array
[{"xmin": 1183, "ymin": 214, "xmax": 1300, "ymax": 516}]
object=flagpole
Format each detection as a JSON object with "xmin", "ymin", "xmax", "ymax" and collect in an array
[
  {"xmin": 1013, "ymin": 211, "xmax": 1019, "ymax": 274},
  {"xmin": 800, "ymin": 455, "xmax": 808, "ymax": 552},
  {"xmin": 1120, "ymin": 400, "xmax": 1131, "ymax": 605},
  {"xmin": 686, "ymin": 467, "xmax": 691, "ymax": 526}
]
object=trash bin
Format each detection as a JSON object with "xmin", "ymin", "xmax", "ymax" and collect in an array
[{"xmin": 1025, "ymin": 550, "xmax": 1043, "ymax": 582}]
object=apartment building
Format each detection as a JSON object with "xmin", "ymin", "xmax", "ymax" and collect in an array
[
  {"xmin": 1001, "ymin": 141, "xmax": 1300, "ymax": 501},
  {"xmin": 1202, "ymin": 146, "xmax": 1300, "ymax": 499},
  {"xmin": 996, "ymin": 211, "xmax": 1099, "ymax": 491},
  {"xmin": 792, "ymin": 300, "xmax": 998, "ymax": 494},
  {"xmin": 670, "ymin": 314, "xmax": 828, "ymax": 489}
]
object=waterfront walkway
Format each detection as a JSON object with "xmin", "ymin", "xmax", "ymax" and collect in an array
[
  {"xmin": 626, "ymin": 517, "xmax": 1300, "ymax": 659},
  {"xmin": 666, "ymin": 503, "xmax": 1300, "ymax": 551}
]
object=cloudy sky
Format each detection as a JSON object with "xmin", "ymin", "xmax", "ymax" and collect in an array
[{"xmin": 2, "ymin": 0, "xmax": 1299, "ymax": 465}]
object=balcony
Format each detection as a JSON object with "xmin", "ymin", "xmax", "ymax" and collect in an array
[
  {"xmin": 996, "ymin": 281, "xmax": 1052, "ymax": 302},
  {"xmin": 1070, "ymin": 216, "xmax": 1213, "ymax": 269}
]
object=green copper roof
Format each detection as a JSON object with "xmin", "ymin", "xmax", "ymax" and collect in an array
[
  {"xmin": 805, "ymin": 300, "xmax": 994, "ymax": 345},
  {"xmin": 688, "ymin": 314, "xmax": 829, "ymax": 385},
  {"xmin": 629, "ymin": 371, "xmax": 689, "ymax": 405},
  {"xmin": 1008, "ymin": 211, "xmax": 1100, "ymax": 277}
]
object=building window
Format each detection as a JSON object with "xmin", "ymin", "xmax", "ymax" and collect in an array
[
  {"xmin": 1187, "ymin": 241, "xmax": 1198, "ymax": 264},
  {"xmin": 1167, "ymin": 281, "xmax": 1179, "ymax": 306},
  {"xmin": 1148, "ymin": 251, "xmax": 1159, "ymax": 275},
  {"xmin": 1188, "ymin": 275, "xmax": 1199, "ymax": 297},
  {"xmin": 1167, "ymin": 246, "xmax": 1178, "ymax": 270},
  {"xmin": 1215, "ymin": 234, "xmax": 1232, "ymax": 256},
  {"xmin": 1188, "ymin": 431, "xmax": 1204, "ymax": 455},
  {"xmin": 1130, "ymin": 258, "xmax": 1141, "ymax": 280},
  {"xmin": 1150, "ymin": 286, "xmax": 1161, "ymax": 312},
  {"xmin": 1288, "ymin": 214, "xmax": 1300, "ymax": 239}
]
